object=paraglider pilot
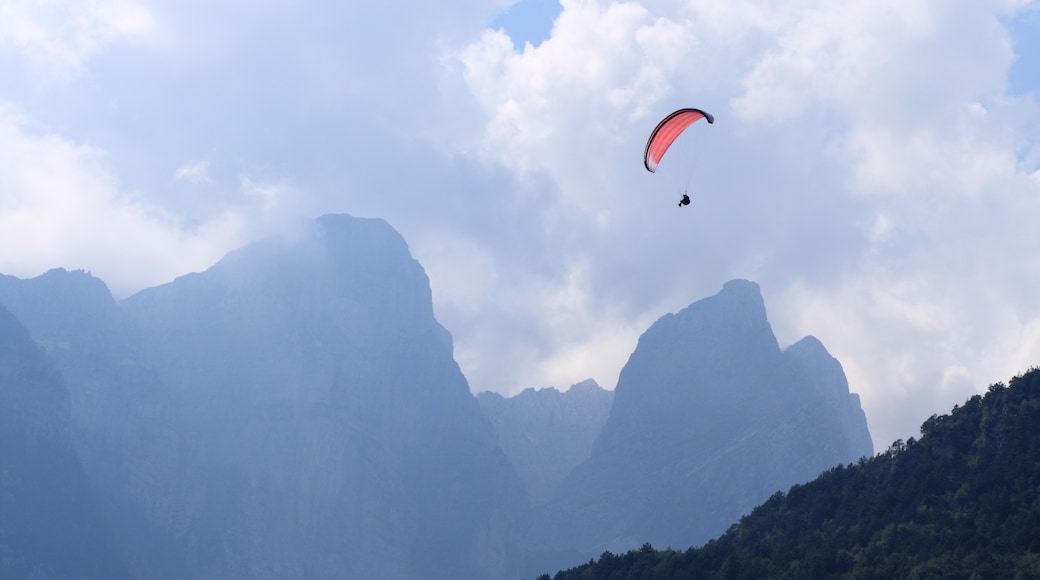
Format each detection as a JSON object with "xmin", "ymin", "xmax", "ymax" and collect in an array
[{"xmin": 678, "ymin": 193, "xmax": 690, "ymax": 207}]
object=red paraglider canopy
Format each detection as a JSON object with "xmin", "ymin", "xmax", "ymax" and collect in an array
[{"xmin": 643, "ymin": 108, "xmax": 714, "ymax": 173}]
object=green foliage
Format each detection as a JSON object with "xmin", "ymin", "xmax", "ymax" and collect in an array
[{"xmin": 549, "ymin": 368, "xmax": 1040, "ymax": 579}]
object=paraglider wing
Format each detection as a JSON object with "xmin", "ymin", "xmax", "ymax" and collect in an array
[{"xmin": 643, "ymin": 108, "xmax": 714, "ymax": 173}]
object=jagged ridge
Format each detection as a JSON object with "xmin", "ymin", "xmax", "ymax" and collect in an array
[{"xmin": 477, "ymin": 379, "xmax": 614, "ymax": 506}]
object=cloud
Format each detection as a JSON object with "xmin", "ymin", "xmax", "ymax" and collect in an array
[
  {"xmin": 458, "ymin": 0, "xmax": 691, "ymax": 181},
  {"xmin": 0, "ymin": 0, "xmax": 153, "ymax": 78},
  {"xmin": 0, "ymin": 103, "xmax": 246, "ymax": 297},
  {"xmin": 240, "ymin": 175, "xmax": 282, "ymax": 205},
  {"xmin": 448, "ymin": 0, "xmax": 1040, "ymax": 449},
  {"xmin": 175, "ymin": 160, "xmax": 212, "ymax": 184}
]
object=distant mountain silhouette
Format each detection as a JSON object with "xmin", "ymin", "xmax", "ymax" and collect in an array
[
  {"xmin": 528, "ymin": 280, "xmax": 872, "ymax": 575},
  {"xmin": 477, "ymin": 379, "xmax": 614, "ymax": 505}
]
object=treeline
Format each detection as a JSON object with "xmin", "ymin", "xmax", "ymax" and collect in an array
[{"xmin": 547, "ymin": 367, "xmax": 1040, "ymax": 579}]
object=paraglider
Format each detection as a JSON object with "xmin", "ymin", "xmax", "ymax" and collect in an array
[{"xmin": 643, "ymin": 108, "xmax": 714, "ymax": 207}]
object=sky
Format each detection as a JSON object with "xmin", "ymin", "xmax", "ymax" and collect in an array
[{"xmin": 1, "ymin": 0, "xmax": 1039, "ymax": 451}]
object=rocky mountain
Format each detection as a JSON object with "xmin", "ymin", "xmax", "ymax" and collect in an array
[
  {"xmin": 529, "ymin": 279, "xmax": 872, "ymax": 574},
  {"xmin": 117, "ymin": 214, "xmax": 527, "ymax": 580},
  {"xmin": 0, "ymin": 304, "xmax": 127, "ymax": 578},
  {"xmin": 0, "ymin": 269, "xmax": 187, "ymax": 576},
  {"xmin": 0, "ymin": 214, "xmax": 527, "ymax": 579},
  {"xmin": 0, "ymin": 218, "xmax": 875, "ymax": 580},
  {"xmin": 477, "ymin": 379, "xmax": 614, "ymax": 505}
]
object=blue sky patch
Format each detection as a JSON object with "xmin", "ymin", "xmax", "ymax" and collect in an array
[
  {"xmin": 1007, "ymin": 8, "xmax": 1040, "ymax": 96},
  {"xmin": 490, "ymin": 0, "xmax": 562, "ymax": 48}
]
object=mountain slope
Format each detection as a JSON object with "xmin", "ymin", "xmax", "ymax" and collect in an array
[
  {"xmin": 531, "ymin": 280, "xmax": 872, "ymax": 573},
  {"xmin": 120, "ymin": 214, "xmax": 526, "ymax": 579},
  {"xmin": 0, "ymin": 268, "xmax": 190, "ymax": 577},
  {"xmin": 0, "ymin": 304, "xmax": 128, "ymax": 579},
  {"xmin": 552, "ymin": 367, "xmax": 1040, "ymax": 579}
]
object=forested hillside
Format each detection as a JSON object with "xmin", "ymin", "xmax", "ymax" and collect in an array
[{"xmin": 548, "ymin": 367, "xmax": 1040, "ymax": 579}]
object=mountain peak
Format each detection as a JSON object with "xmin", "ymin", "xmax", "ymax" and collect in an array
[
  {"xmin": 675, "ymin": 278, "xmax": 768, "ymax": 326},
  {"xmin": 126, "ymin": 213, "xmax": 446, "ymax": 359},
  {"xmin": 536, "ymin": 280, "xmax": 872, "ymax": 567},
  {"xmin": 567, "ymin": 378, "xmax": 602, "ymax": 394},
  {"xmin": 1, "ymin": 268, "xmax": 115, "ymax": 308},
  {"xmin": 313, "ymin": 213, "xmax": 414, "ymax": 266},
  {"xmin": 206, "ymin": 213, "xmax": 416, "ymax": 282},
  {"xmin": 119, "ymin": 213, "xmax": 523, "ymax": 578},
  {"xmin": 722, "ymin": 277, "xmax": 760, "ymax": 294},
  {"xmin": 616, "ymin": 280, "xmax": 779, "ymax": 410}
]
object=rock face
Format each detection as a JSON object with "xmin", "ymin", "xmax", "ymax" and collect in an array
[
  {"xmin": 0, "ymin": 304, "xmax": 127, "ymax": 578},
  {"xmin": 0, "ymin": 220, "xmax": 873, "ymax": 580},
  {"xmin": 532, "ymin": 280, "xmax": 872, "ymax": 571},
  {"xmin": 0, "ymin": 269, "xmax": 187, "ymax": 576},
  {"xmin": 118, "ymin": 214, "xmax": 526, "ymax": 580},
  {"xmin": 477, "ymin": 379, "xmax": 614, "ymax": 506},
  {"xmin": 0, "ymin": 214, "xmax": 526, "ymax": 579}
]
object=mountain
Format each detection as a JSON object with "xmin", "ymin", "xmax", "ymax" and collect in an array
[
  {"xmin": 477, "ymin": 379, "xmax": 614, "ymax": 505},
  {"xmin": 0, "ymin": 269, "xmax": 185, "ymax": 576},
  {"xmin": 119, "ymin": 214, "xmax": 526, "ymax": 579},
  {"xmin": 0, "ymin": 219, "xmax": 875, "ymax": 579},
  {"xmin": 0, "ymin": 214, "xmax": 527, "ymax": 579},
  {"xmin": 530, "ymin": 280, "xmax": 872, "ymax": 572},
  {"xmin": 0, "ymin": 304, "xmax": 128, "ymax": 578},
  {"xmin": 553, "ymin": 368, "xmax": 1040, "ymax": 579}
]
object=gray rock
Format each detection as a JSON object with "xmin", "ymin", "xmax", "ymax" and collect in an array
[
  {"xmin": 0, "ymin": 225, "xmax": 873, "ymax": 580},
  {"xmin": 530, "ymin": 279, "xmax": 873, "ymax": 572},
  {"xmin": 0, "ymin": 214, "xmax": 527, "ymax": 579},
  {"xmin": 0, "ymin": 269, "xmax": 187, "ymax": 577},
  {"xmin": 120, "ymin": 214, "xmax": 526, "ymax": 579},
  {"xmin": 0, "ymin": 304, "xmax": 128, "ymax": 578},
  {"xmin": 477, "ymin": 379, "xmax": 614, "ymax": 506}
]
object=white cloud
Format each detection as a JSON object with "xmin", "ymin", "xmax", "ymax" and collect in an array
[
  {"xmin": 0, "ymin": 104, "xmax": 246, "ymax": 296},
  {"xmin": 733, "ymin": 1, "xmax": 933, "ymax": 122},
  {"xmin": 770, "ymin": 154, "xmax": 1040, "ymax": 449},
  {"xmin": 0, "ymin": 0, "xmax": 154, "ymax": 78},
  {"xmin": 458, "ymin": 0, "xmax": 692, "ymax": 181},
  {"xmin": 240, "ymin": 175, "xmax": 283, "ymax": 204},
  {"xmin": 412, "ymin": 230, "xmax": 500, "ymax": 316},
  {"xmin": 175, "ymin": 160, "xmax": 212, "ymax": 184},
  {"xmin": 449, "ymin": 0, "xmax": 1040, "ymax": 448}
]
